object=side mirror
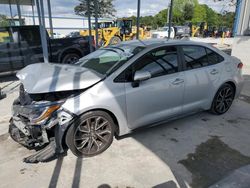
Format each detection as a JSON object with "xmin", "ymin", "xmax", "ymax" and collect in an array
[
  {"xmin": 132, "ymin": 70, "xmax": 151, "ymax": 87},
  {"xmin": 134, "ymin": 70, "xmax": 151, "ymax": 81}
]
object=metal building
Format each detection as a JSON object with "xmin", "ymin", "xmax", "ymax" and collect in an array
[{"xmin": 232, "ymin": 0, "xmax": 250, "ymax": 74}]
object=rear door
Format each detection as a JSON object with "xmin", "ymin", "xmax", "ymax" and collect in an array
[
  {"xmin": 180, "ymin": 45, "xmax": 222, "ymax": 113},
  {"xmin": 181, "ymin": 45, "xmax": 211, "ymax": 113},
  {"xmin": 123, "ymin": 46, "xmax": 185, "ymax": 129}
]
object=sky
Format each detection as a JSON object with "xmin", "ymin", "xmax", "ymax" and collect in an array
[{"xmin": 0, "ymin": 0, "xmax": 235, "ymax": 18}]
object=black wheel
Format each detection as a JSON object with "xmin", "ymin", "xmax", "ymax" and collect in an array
[
  {"xmin": 66, "ymin": 111, "xmax": 115, "ymax": 157},
  {"xmin": 210, "ymin": 83, "xmax": 235, "ymax": 115},
  {"xmin": 62, "ymin": 53, "xmax": 80, "ymax": 64},
  {"xmin": 109, "ymin": 36, "xmax": 121, "ymax": 45}
]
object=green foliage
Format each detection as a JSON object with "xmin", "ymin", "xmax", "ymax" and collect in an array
[
  {"xmin": 218, "ymin": 12, "xmax": 235, "ymax": 28},
  {"xmin": 192, "ymin": 4, "xmax": 207, "ymax": 24},
  {"xmin": 0, "ymin": 14, "xmax": 9, "ymax": 27},
  {"xmin": 154, "ymin": 9, "xmax": 168, "ymax": 27},
  {"xmin": 183, "ymin": 3, "xmax": 194, "ymax": 21},
  {"xmin": 75, "ymin": 0, "xmax": 116, "ymax": 18}
]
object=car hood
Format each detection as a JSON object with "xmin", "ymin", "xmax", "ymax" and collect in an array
[{"xmin": 16, "ymin": 63, "xmax": 104, "ymax": 94}]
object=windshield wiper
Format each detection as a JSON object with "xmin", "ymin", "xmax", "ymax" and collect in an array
[{"xmin": 109, "ymin": 46, "xmax": 125, "ymax": 52}]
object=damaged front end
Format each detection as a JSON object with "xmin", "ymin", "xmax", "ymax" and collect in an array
[{"xmin": 9, "ymin": 84, "xmax": 77, "ymax": 163}]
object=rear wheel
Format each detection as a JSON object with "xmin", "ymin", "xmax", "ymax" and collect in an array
[
  {"xmin": 66, "ymin": 111, "xmax": 115, "ymax": 157},
  {"xmin": 62, "ymin": 53, "xmax": 80, "ymax": 64},
  {"xmin": 210, "ymin": 83, "xmax": 235, "ymax": 114}
]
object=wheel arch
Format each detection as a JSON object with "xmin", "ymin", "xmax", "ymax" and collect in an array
[
  {"xmin": 225, "ymin": 81, "xmax": 236, "ymax": 97},
  {"xmin": 65, "ymin": 108, "xmax": 120, "ymax": 137},
  {"xmin": 86, "ymin": 108, "xmax": 120, "ymax": 136}
]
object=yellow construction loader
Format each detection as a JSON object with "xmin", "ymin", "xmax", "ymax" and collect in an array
[
  {"xmin": 0, "ymin": 30, "xmax": 10, "ymax": 43},
  {"xmin": 80, "ymin": 19, "xmax": 150, "ymax": 47},
  {"xmin": 191, "ymin": 22, "xmax": 208, "ymax": 37}
]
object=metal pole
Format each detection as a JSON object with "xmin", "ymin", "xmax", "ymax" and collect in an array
[
  {"xmin": 94, "ymin": 0, "xmax": 99, "ymax": 49},
  {"xmin": 87, "ymin": 0, "xmax": 93, "ymax": 52},
  {"xmin": 16, "ymin": 0, "xmax": 22, "ymax": 26},
  {"xmin": 36, "ymin": 0, "xmax": 49, "ymax": 63},
  {"xmin": 136, "ymin": 0, "xmax": 141, "ymax": 39},
  {"xmin": 47, "ymin": 0, "xmax": 54, "ymax": 38},
  {"xmin": 32, "ymin": 2, "xmax": 35, "ymax": 25},
  {"xmin": 8, "ymin": 0, "xmax": 13, "ymax": 26},
  {"xmin": 168, "ymin": 0, "xmax": 174, "ymax": 39}
]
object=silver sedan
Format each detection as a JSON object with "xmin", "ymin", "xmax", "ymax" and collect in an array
[{"xmin": 11, "ymin": 39, "xmax": 244, "ymax": 160}]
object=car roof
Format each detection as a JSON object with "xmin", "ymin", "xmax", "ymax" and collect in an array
[{"xmin": 115, "ymin": 38, "xmax": 212, "ymax": 49}]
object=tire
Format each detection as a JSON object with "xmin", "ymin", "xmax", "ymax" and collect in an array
[
  {"xmin": 109, "ymin": 36, "xmax": 121, "ymax": 45},
  {"xmin": 210, "ymin": 83, "xmax": 235, "ymax": 115},
  {"xmin": 61, "ymin": 53, "xmax": 80, "ymax": 64},
  {"xmin": 65, "ymin": 111, "xmax": 115, "ymax": 157}
]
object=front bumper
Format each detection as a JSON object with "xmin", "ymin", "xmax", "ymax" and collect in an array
[{"xmin": 11, "ymin": 100, "xmax": 74, "ymax": 148}]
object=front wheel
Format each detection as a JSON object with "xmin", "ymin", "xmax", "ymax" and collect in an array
[
  {"xmin": 66, "ymin": 111, "xmax": 115, "ymax": 157},
  {"xmin": 210, "ymin": 83, "xmax": 235, "ymax": 115}
]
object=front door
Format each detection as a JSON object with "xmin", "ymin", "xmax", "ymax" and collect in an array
[{"xmin": 124, "ymin": 46, "xmax": 185, "ymax": 129}]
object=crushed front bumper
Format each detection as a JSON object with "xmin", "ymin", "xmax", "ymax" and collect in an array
[{"xmin": 10, "ymin": 101, "xmax": 74, "ymax": 163}]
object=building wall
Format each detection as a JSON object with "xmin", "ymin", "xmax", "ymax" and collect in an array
[
  {"xmin": 236, "ymin": 0, "xmax": 250, "ymax": 35},
  {"xmin": 232, "ymin": 0, "xmax": 250, "ymax": 75},
  {"xmin": 22, "ymin": 15, "xmax": 113, "ymax": 35}
]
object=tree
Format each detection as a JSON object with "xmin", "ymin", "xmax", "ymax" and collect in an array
[
  {"xmin": 192, "ymin": 4, "xmax": 207, "ymax": 24},
  {"xmin": 205, "ymin": 5, "xmax": 219, "ymax": 26},
  {"xmin": 154, "ymin": 9, "xmax": 168, "ymax": 27},
  {"xmin": 74, "ymin": 0, "xmax": 116, "ymax": 18},
  {"xmin": 0, "ymin": 14, "xmax": 9, "ymax": 27},
  {"xmin": 183, "ymin": 3, "xmax": 194, "ymax": 21}
]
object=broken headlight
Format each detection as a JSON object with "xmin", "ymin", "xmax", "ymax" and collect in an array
[{"xmin": 28, "ymin": 101, "xmax": 64, "ymax": 125}]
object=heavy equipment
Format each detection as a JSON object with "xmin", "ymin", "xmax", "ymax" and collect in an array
[{"xmin": 80, "ymin": 19, "xmax": 150, "ymax": 47}]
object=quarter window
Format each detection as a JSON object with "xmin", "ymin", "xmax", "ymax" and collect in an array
[
  {"xmin": 182, "ymin": 46, "xmax": 209, "ymax": 70},
  {"xmin": 206, "ymin": 48, "xmax": 224, "ymax": 65}
]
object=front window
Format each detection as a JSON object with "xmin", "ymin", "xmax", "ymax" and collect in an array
[{"xmin": 75, "ymin": 44, "xmax": 145, "ymax": 75}]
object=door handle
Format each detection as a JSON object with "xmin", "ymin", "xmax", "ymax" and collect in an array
[
  {"xmin": 172, "ymin": 78, "xmax": 184, "ymax": 85},
  {"xmin": 210, "ymin": 69, "xmax": 219, "ymax": 75}
]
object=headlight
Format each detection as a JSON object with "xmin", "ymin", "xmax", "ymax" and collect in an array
[{"xmin": 29, "ymin": 102, "xmax": 63, "ymax": 124}]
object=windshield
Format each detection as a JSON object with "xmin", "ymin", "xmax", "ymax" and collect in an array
[{"xmin": 75, "ymin": 44, "xmax": 145, "ymax": 75}]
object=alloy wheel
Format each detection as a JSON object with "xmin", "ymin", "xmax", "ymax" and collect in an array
[
  {"xmin": 214, "ymin": 86, "xmax": 234, "ymax": 114},
  {"xmin": 73, "ymin": 116, "xmax": 112, "ymax": 155}
]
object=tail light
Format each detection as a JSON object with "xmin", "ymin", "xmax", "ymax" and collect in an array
[{"xmin": 237, "ymin": 62, "xmax": 243, "ymax": 69}]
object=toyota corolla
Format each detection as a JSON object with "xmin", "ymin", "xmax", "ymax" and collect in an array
[{"xmin": 9, "ymin": 39, "xmax": 244, "ymax": 163}]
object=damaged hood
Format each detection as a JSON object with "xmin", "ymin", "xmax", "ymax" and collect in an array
[{"xmin": 17, "ymin": 63, "xmax": 104, "ymax": 94}]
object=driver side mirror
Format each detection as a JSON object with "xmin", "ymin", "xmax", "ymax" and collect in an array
[{"xmin": 132, "ymin": 70, "xmax": 151, "ymax": 87}]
